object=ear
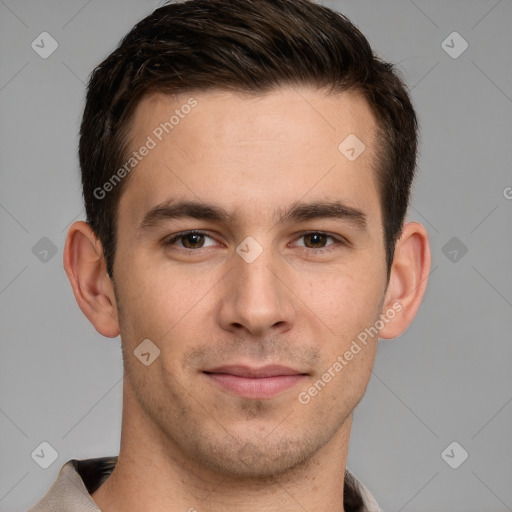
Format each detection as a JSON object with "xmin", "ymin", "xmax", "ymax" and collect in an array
[
  {"xmin": 378, "ymin": 221, "xmax": 431, "ymax": 339},
  {"xmin": 63, "ymin": 221, "xmax": 120, "ymax": 338}
]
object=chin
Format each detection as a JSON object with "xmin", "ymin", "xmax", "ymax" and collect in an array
[{"xmin": 185, "ymin": 430, "xmax": 321, "ymax": 480}]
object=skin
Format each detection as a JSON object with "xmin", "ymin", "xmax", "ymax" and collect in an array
[{"xmin": 64, "ymin": 86, "xmax": 430, "ymax": 512}]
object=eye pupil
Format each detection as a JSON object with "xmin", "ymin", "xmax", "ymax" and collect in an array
[
  {"xmin": 305, "ymin": 233, "xmax": 327, "ymax": 248},
  {"xmin": 182, "ymin": 233, "xmax": 204, "ymax": 248}
]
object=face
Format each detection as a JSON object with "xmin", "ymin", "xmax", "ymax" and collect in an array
[{"xmin": 112, "ymin": 86, "xmax": 389, "ymax": 478}]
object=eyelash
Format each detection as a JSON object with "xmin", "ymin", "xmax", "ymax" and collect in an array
[{"xmin": 164, "ymin": 230, "xmax": 347, "ymax": 254}]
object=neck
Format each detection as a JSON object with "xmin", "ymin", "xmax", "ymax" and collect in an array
[{"xmin": 92, "ymin": 382, "xmax": 353, "ymax": 512}]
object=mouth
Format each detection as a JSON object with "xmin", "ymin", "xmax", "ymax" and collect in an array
[{"xmin": 203, "ymin": 365, "xmax": 308, "ymax": 400}]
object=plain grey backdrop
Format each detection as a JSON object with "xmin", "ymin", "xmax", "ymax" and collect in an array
[{"xmin": 1, "ymin": 1, "xmax": 511, "ymax": 511}]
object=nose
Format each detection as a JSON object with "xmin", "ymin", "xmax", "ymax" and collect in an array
[{"xmin": 217, "ymin": 245, "xmax": 296, "ymax": 337}]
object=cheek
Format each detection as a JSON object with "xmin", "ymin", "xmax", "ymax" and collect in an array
[
  {"xmin": 114, "ymin": 255, "xmax": 218, "ymax": 350},
  {"xmin": 292, "ymin": 265, "xmax": 384, "ymax": 391},
  {"xmin": 328, "ymin": 349, "xmax": 376, "ymax": 413},
  {"xmin": 294, "ymin": 262, "xmax": 383, "ymax": 331}
]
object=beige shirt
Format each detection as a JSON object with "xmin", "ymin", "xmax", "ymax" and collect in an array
[{"xmin": 28, "ymin": 456, "xmax": 382, "ymax": 512}]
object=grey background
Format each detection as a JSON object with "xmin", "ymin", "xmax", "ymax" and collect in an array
[{"xmin": 0, "ymin": 1, "xmax": 511, "ymax": 511}]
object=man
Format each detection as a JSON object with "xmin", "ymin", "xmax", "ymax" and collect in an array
[{"xmin": 29, "ymin": 0, "xmax": 430, "ymax": 510}]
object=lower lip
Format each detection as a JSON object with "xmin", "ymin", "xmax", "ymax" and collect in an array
[{"xmin": 204, "ymin": 373, "xmax": 306, "ymax": 399}]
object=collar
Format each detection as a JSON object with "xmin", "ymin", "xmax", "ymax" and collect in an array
[{"xmin": 29, "ymin": 456, "xmax": 381, "ymax": 512}]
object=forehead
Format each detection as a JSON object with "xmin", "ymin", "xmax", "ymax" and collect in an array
[
  {"xmin": 129, "ymin": 86, "xmax": 376, "ymax": 149},
  {"xmin": 118, "ymin": 86, "xmax": 381, "ymax": 231}
]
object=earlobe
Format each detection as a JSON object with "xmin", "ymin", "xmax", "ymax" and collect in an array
[
  {"xmin": 378, "ymin": 221, "xmax": 431, "ymax": 340},
  {"xmin": 63, "ymin": 221, "xmax": 120, "ymax": 338}
]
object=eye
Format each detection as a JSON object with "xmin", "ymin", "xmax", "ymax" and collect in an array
[
  {"xmin": 163, "ymin": 230, "xmax": 346, "ymax": 254},
  {"xmin": 293, "ymin": 232, "xmax": 344, "ymax": 251},
  {"xmin": 165, "ymin": 230, "xmax": 218, "ymax": 250}
]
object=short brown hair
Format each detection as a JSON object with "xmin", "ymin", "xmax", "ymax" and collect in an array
[{"xmin": 79, "ymin": 0, "xmax": 418, "ymax": 280}]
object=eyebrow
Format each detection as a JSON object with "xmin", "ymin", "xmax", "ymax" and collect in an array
[{"xmin": 137, "ymin": 198, "xmax": 367, "ymax": 234}]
